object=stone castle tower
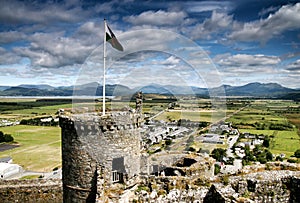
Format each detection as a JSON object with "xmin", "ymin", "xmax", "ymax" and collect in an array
[{"xmin": 59, "ymin": 93, "xmax": 143, "ymax": 202}]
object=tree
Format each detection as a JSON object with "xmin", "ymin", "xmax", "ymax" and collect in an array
[
  {"xmin": 0, "ymin": 131, "xmax": 14, "ymax": 143},
  {"xmin": 4, "ymin": 134, "xmax": 14, "ymax": 142},
  {"xmin": 242, "ymin": 146, "xmax": 255, "ymax": 165},
  {"xmin": 294, "ymin": 149, "xmax": 300, "ymax": 158},
  {"xmin": 0, "ymin": 131, "xmax": 4, "ymax": 142},
  {"xmin": 265, "ymin": 150, "xmax": 273, "ymax": 161},
  {"xmin": 257, "ymin": 156, "xmax": 267, "ymax": 164},
  {"xmin": 214, "ymin": 164, "xmax": 221, "ymax": 175},
  {"xmin": 276, "ymin": 156, "xmax": 283, "ymax": 161},
  {"xmin": 263, "ymin": 135, "xmax": 270, "ymax": 148},
  {"xmin": 211, "ymin": 148, "xmax": 227, "ymax": 162}
]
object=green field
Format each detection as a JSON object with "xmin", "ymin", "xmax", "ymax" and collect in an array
[
  {"xmin": 155, "ymin": 110, "xmax": 213, "ymax": 122},
  {"xmin": 0, "ymin": 98, "xmax": 73, "ymax": 120},
  {"xmin": 270, "ymin": 130, "xmax": 300, "ymax": 157},
  {"xmin": 227, "ymin": 99, "xmax": 300, "ymax": 157},
  {"xmin": 239, "ymin": 128, "xmax": 300, "ymax": 157},
  {"xmin": 0, "ymin": 125, "xmax": 61, "ymax": 172}
]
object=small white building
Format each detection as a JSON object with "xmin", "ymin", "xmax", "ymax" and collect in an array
[
  {"xmin": 0, "ymin": 157, "xmax": 13, "ymax": 164},
  {"xmin": 0, "ymin": 163, "xmax": 22, "ymax": 179}
]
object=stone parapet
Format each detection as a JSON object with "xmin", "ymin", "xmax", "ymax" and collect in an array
[
  {"xmin": 0, "ymin": 179, "xmax": 62, "ymax": 203},
  {"xmin": 230, "ymin": 170, "xmax": 300, "ymax": 203}
]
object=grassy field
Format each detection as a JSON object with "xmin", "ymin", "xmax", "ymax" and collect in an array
[
  {"xmin": 0, "ymin": 125, "xmax": 61, "ymax": 172},
  {"xmin": 270, "ymin": 130, "xmax": 300, "ymax": 157},
  {"xmin": 239, "ymin": 128, "xmax": 300, "ymax": 157},
  {"xmin": 228, "ymin": 99, "xmax": 300, "ymax": 157},
  {"xmin": 154, "ymin": 110, "xmax": 214, "ymax": 122},
  {"xmin": 0, "ymin": 98, "xmax": 73, "ymax": 120},
  {"xmin": 285, "ymin": 113, "xmax": 300, "ymax": 136},
  {"xmin": 0, "ymin": 103, "xmax": 73, "ymax": 119}
]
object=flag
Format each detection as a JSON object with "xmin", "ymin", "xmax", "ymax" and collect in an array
[{"xmin": 106, "ymin": 23, "xmax": 124, "ymax": 51}]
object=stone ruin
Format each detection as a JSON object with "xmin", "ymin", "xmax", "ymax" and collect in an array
[
  {"xmin": 58, "ymin": 92, "xmax": 216, "ymax": 202},
  {"xmin": 57, "ymin": 91, "xmax": 300, "ymax": 203},
  {"xmin": 59, "ymin": 93, "xmax": 144, "ymax": 202}
]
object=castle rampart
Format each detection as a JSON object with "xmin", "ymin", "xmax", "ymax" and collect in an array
[
  {"xmin": 59, "ymin": 111, "xmax": 142, "ymax": 202},
  {"xmin": 0, "ymin": 179, "xmax": 62, "ymax": 203}
]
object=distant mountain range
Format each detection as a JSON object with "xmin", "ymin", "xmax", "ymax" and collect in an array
[{"xmin": 0, "ymin": 82, "xmax": 299, "ymax": 100}]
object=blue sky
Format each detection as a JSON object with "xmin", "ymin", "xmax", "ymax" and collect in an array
[{"xmin": 0, "ymin": 0, "xmax": 300, "ymax": 88}]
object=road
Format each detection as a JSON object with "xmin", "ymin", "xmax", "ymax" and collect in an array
[
  {"xmin": 5, "ymin": 169, "xmax": 62, "ymax": 180},
  {"xmin": 226, "ymin": 135, "xmax": 239, "ymax": 158},
  {"xmin": 148, "ymin": 109, "xmax": 166, "ymax": 121}
]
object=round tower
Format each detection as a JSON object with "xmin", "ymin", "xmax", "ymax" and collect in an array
[{"xmin": 59, "ymin": 95, "xmax": 143, "ymax": 202}]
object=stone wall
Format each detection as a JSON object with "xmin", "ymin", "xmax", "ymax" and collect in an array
[
  {"xmin": 229, "ymin": 170, "xmax": 300, "ymax": 203},
  {"xmin": 60, "ymin": 116, "xmax": 99, "ymax": 202},
  {"xmin": 132, "ymin": 170, "xmax": 300, "ymax": 202},
  {"xmin": 0, "ymin": 179, "xmax": 62, "ymax": 203},
  {"xmin": 59, "ymin": 111, "xmax": 142, "ymax": 202}
]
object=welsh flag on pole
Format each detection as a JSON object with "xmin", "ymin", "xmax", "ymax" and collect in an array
[{"xmin": 106, "ymin": 23, "xmax": 124, "ymax": 51}]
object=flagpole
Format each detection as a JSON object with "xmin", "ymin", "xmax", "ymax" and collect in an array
[{"xmin": 103, "ymin": 19, "xmax": 107, "ymax": 116}]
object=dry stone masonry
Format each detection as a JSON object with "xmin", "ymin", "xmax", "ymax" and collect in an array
[
  {"xmin": 0, "ymin": 179, "xmax": 62, "ymax": 203},
  {"xmin": 59, "ymin": 93, "xmax": 144, "ymax": 202}
]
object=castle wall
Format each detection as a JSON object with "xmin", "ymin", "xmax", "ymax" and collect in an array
[
  {"xmin": 59, "ymin": 112, "xmax": 142, "ymax": 202},
  {"xmin": 60, "ymin": 117, "xmax": 98, "ymax": 202},
  {"xmin": 0, "ymin": 179, "xmax": 62, "ymax": 203},
  {"xmin": 230, "ymin": 170, "xmax": 300, "ymax": 203}
]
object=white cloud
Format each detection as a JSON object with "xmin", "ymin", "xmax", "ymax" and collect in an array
[
  {"xmin": 184, "ymin": 1, "xmax": 233, "ymax": 13},
  {"xmin": 0, "ymin": 67, "xmax": 18, "ymax": 76},
  {"xmin": 0, "ymin": 31, "xmax": 26, "ymax": 44},
  {"xmin": 188, "ymin": 11, "xmax": 233, "ymax": 40},
  {"xmin": 229, "ymin": 3, "xmax": 300, "ymax": 43},
  {"xmin": 74, "ymin": 21, "xmax": 103, "ymax": 46},
  {"xmin": 258, "ymin": 5, "xmax": 280, "ymax": 17},
  {"xmin": 14, "ymin": 32, "xmax": 97, "ymax": 68},
  {"xmin": 203, "ymin": 11, "xmax": 233, "ymax": 31},
  {"xmin": 124, "ymin": 10, "xmax": 187, "ymax": 26},
  {"xmin": 286, "ymin": 59, "xmax": 300, "ymax": 72},
  {"xmin": 217, "ymin": 54, "xmax": 281, "ymax": 67},
  {"xmin": 0, "ymin": 47, "xmax": 22, "ymax": 64},
  {"xmin": 214, "ymin": 53, "xmax": 282, "ymax": 86},
  {"xmin": 0, "ymin": 0, "xmax": 90, "ymax": 25},
  {"xmin": 162, "ymin": 56, "xmax": 180, "ymax": 65}
]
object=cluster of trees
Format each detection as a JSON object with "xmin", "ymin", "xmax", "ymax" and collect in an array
[
  {"xmin": 211, "ymin": 148, "xmax": 227, "ymax": 162},
  {"xmin": 294, "ymin": 149, "xmax": 300, "ymax": 158},
  {"xmin": 20, "ymin": 117, "xmax": 58, "ymax": 126},
  {"xmin": 269, "ymin": 123, "xmax": 293, "ymax": 130},
  {"xmin": 0, "ymin": 99, "xmax": 71, "ymax": 113},
  {"xmin": 0, "ymin": 131, "xmax": 14, "ymax": 143},
  {"xmin": 233, "ymin": 121, "xmax": 293, "ymax": 131},
  {"xmin": 177, "ymin": 119, "xmax": 209, "ymax": 129},
  {"xmin": 242, "ymin": 145, "xmax": 273, "ymax": 165},
  {"xmin": 253, "ymin": 121, "xmax": 293, "ymax": 131}
]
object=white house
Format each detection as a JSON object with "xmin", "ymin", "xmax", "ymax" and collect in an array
[{"xmin": 0, "ymin": 157, "xmax": 13, "ymax": 164}]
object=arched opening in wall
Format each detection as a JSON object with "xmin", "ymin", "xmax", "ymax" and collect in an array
[{"xmin": 151, "ymin": 165, "xmax": 186, "ymax": 177}]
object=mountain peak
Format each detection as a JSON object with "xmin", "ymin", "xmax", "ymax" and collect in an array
[{"xmin": 0, "ymin": 82, "xmax": 298, "ymax": 99}]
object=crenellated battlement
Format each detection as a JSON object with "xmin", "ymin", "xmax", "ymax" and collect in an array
[
  {"xmin": 59, "ymin": 111, "xmax": 143, "ymax": 134},
  {"xmin": 60, "ymin": 93, "xmax": 144, "ymax": 202}
]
